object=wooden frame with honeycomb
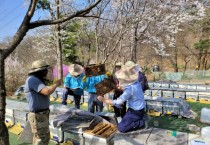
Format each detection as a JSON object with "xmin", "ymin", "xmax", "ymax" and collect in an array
[
  {"xmin": 95, "ymin": 77, "xmax": 116, "ymax": 96},
  {"xmin": 84, "ymin": 64, "xmax": 106, "ymax": 77},
  {"xmin": 84, "ymin": 122, "xmax": 117, "ymax": 138}
]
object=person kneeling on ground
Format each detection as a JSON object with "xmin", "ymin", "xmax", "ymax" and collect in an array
[{"xmin": 97, "ymin": 65, "xmax": 146, "ymax": 133}]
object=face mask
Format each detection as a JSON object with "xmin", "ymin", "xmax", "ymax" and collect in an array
[{"xmin": 45, "ymin": 68, "xmax": 54, "ymax": 81}]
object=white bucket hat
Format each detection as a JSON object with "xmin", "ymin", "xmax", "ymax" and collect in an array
[
  {"xmin": 115, "ymin": 65, "xmax": 138, "ymax": 87},
  {"xmin": 68, "ymin": 64, "xmax": 84, "ymax": 76},
  {"xmin": 115, "ymin": 62, "xmax": 123, "ymax": 67},
  {"xmin": 125, "ymin": 61, "xmax": 142, "ymax": 72},
  {"xmin": 125, "ymin": 61, "xmax": 138, "ymax": 67},
  {"xmin": 28, "ymin": 60, "xmax": 51, "ymax": 74}
]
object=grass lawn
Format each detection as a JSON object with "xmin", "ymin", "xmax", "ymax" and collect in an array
[
  {"xmin": 9, "ymin": 132, "xmax": 58, "ymax": 145},
  {"xmin": 7, "ymin": 97, "xmax": 210, "ymax": 144},
  {"xmin": 148, "ymin": 102, "xmax": 210, "ymax": 133}
]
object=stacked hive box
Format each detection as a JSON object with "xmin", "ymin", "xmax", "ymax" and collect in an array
[
  {"xmin": 162, "ymin": 101, "xmax": 180, "ymax": 115},
  {"xmin": 186, "ymin": 92, "xmax": 199, "ymax": 102},
  {"xmin": 198, "ymin": 92, "xmax": 210, "ymax": 104},
  {"xmin": 83, "ymin": 122, "xmax": 117, "ymax": 145},
  {"xmin": 146, "ymin": 100, "xmax": 163, "ymax": 116}
]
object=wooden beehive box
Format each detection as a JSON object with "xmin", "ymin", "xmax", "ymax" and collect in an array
[
  {"xmin": 84, "ymin": 122, "xmax": 117, "ymax": 139},
  {"xmin": 95, "ymin": 77, "xmax": 116, "ymax": 96},
  {"xmin": 84, "ymin": 64, "xmax": 106, "ymax": 77}
]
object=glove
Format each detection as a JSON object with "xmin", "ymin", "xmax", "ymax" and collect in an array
[
  {"xmin": 106, "ymin": 71, "xmax": 112, "ymax": 77},
  {"xmin": 82, "ymin": 75, "xmax": 87, "ymax": 82}
]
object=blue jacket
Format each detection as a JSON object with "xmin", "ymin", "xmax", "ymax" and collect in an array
[
  {"xmin": 64, "ymin": 73, "xmax": 85, "ymax": 89},
  {"xmin": 83, "ymin": 75, "xmax": 107, "ymax": 93},
  {"xmin": 112, "ymin": 81, "xmax": 146, "ymax": 110}
]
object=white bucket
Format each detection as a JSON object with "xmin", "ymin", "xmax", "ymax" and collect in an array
[
  {"xmin": 201, "ymin": 126, "xmax": 210, "ymax": 143},
  {"xmin": 200, "ymin": 108, "xmax": 210, "ymax": 124}
]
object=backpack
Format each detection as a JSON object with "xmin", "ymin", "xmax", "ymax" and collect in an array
[{"xmin": 138, "ymin": 71, "xmax": 149, "ymax": 92}]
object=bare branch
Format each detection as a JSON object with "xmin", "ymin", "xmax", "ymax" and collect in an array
[
  {"xmin": 3, "ymin": 0, "xmax": 38, "ymax": 58},
  {"xmin": 29, "ymin": 0, "xmax": 102, "ymax": 29}
]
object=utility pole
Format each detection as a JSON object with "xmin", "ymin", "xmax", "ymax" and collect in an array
[{"xmin": 56, "ymin": 0, "xmax": 63, "ymax": 80}]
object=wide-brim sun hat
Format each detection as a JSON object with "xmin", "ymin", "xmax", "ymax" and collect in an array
[
  {"xmin": 125, "ymin": 61, "xmax": 138, "ymax": 68},
  {"xmin": 115, "ymin": 62, "xmax": 123, "ymax": 67},
  {"xmin": 115, "ymin": 65, "xmax": 138, "ymax": 87},
  {"xmin": 28, "ymin": 60, "xmax": 51, "ymax": 74},
  {"xmin": 68, "ymin": 64, "xmax": 84, "ymax": 76}
]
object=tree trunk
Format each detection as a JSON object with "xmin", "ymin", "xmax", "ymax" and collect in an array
[
  {"xmin": 0, "ymin": 55, "xmax": 9, "ymax": 145},
  {"xmin": 167, "ymin": 47, "xmax": 179, "ymax": 72},
  {"xmin": 131, "ymin": 23, "xmax": 138, "ymax": 63},
  {"xmin": 174, "ymin": 47, "xmax": 178, "ymax": 72},
  {"xmin": 197, "ymin": 51, "xmax": 202, "ymax": 70},
  {"xmin": 0, "ymin": 1, "xmax": 101, "ymax": 143},
  {"xmin": 201, "ymin": 50, "xmax": 207, "ymax": 70},
  {"xmin": 56, "ymin": 0, "xmax": 63, "ymax": 80}
]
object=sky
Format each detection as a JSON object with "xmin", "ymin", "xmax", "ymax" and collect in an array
[
  {"xmin": 0, "ymin": 0, "xmax": 27, "ymax": 41},
  {"xmin": 0, "ymin": 0, "xmax": 50, "ymax": 42},
  {"xmin": 0, "ymin": 0, "xmax": 89, "ymax": 42}
]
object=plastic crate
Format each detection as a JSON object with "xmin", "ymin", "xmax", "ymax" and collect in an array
[
  {"xmin": 146, "ymin": 101, "xmax": 162, "ymax": 114},
  {"xmin": 153, "ymin": 82, "xmax": 162, "ymax": 88},
  {"xmin": 178, "ymin": 84, "xmax": 187, "ymax": 89},
  {"xmin": 174, "ymin": 91, "xmax": 186, "ymax": 99},
  {"xmin": 151, "ymin": 89, "xmax": 162, "ymax": 97},
  {"xmin": 162, "ymin": 101, "xmax": 180, "ymax": 115},
  {"xmin": 169, "ymin": 83, "xmax": 179, "ymax": 89},
  {"xmin": 196, "ymin": 85, "xmax": 207, "ymax": 91},
  {"xmin": 186, "ymin": 92, "xmax": 199, "ymax": 102},
  {"xmin": 187, "ymin": 84, "xmax": 197, "ymax": 90},
  {"xmin": 206, "ymin": 86, "xmax": 210, "ymax": 91},
  {"xmin": 144, "ymin": 89, "xmax": 152, "ymax": 97},
  {"xmin": 162, "ymin": 90, "xmax": 174, "ymax": 98},
  {"xmin": 148, "ymin": 81, "xmax": 154, "ymax": 88},
  {"xmin": 161, "ymin": 82, "xmax": 170, "ymax": 88}
]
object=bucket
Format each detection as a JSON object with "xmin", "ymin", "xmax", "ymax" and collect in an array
[
  {"xmin": 200, "ymin": 108, "xmax": 210, "ymax": 124},
  {"xmin": 201, "ymin": 126, "xmax": 210, "ymax": 143}
]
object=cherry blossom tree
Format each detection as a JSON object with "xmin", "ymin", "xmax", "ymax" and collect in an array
[{"xmin": 0, "ymin": 0, "xmax": 102, "ymax": 144}]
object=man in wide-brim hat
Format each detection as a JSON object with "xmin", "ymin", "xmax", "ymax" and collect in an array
[
  {"xmin": 97, "ymin": 65, "xmax": 146, "ymax": 133},
  {"xmin": 62, "ymin": 64, "xmax": 85, "ymax": 109},
  {"xmin": 25, "ymin": 60, "xmax": 61, "ymax": 145}
]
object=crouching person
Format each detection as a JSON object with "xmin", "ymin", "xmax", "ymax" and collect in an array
[{"xmin": 97, "ymin": 65, "xmax": 146, "ymax": 133}]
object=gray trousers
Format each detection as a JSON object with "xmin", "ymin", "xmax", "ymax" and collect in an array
[{"xmin": 88, "ymin": 92, "xmax": 103, "ymax": 113}]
